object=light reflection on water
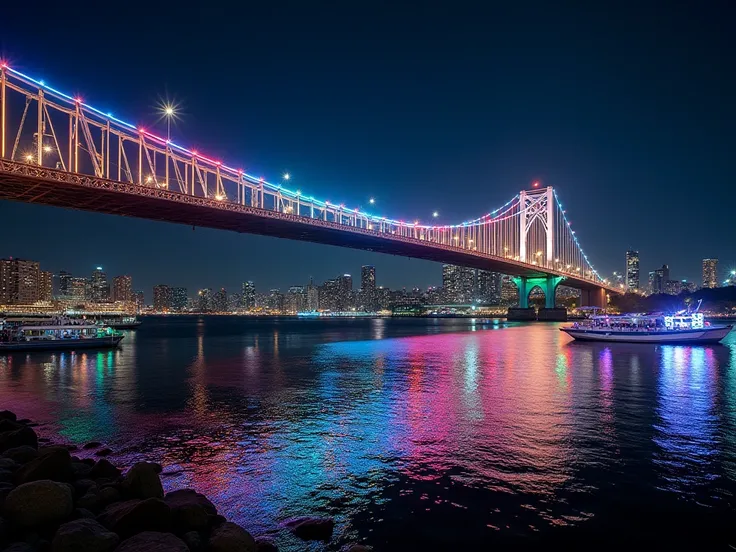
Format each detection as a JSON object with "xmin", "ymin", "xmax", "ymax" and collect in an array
[{"xmin": 0, "ymin": 317, "xmax": 735, "ymax": 550}]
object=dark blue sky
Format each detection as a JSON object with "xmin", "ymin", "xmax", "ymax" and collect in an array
[{"xmin": 1, "ymin": 2, "xmax": 734, "ymax": 296}]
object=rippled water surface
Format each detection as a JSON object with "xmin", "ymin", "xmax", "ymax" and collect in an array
[{"xmin": 1, "ymin": 316, "xmax": 736, "ymax": 550}]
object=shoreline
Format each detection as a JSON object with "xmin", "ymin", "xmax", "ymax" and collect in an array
[{"xmin": 0, "ymin": 410, "xmax": 370, "ymax": 552}]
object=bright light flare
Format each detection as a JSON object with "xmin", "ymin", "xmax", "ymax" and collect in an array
[
  {"xmin": 432, "ymin": 211, "xmax": 439, "ymax": 218},
  {"xmin": 369, "ymin": 198, "xmax": 375, "ymax": 205},
  {"xmin": 283, "ymin": 172, "xmax": 291, "ymax": 181},
  {"xmin": 43, "ymin": 145, "xmax": 52, "ymax": 153}
]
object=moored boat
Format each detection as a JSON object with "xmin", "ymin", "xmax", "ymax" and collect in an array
[
  {"xmin": 0, "ymin": 316, "xmax": 124, "ymax": 352},
  {"xmin": 560, "ymin": 312, "xmax": 732, "ymax": 344}
]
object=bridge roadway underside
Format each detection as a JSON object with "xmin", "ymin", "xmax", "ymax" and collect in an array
[{"xmin": 0, "ymin": 167, "xmax": 611, "ymax": 294}]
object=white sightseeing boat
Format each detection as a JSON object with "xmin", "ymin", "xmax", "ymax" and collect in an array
[
  {"xmin": 560, "ymin": 312, "xmax": 732, "ymax": 344},
  {"xmin": 0, "ymin": 316, "xmax": 124, "ymax": 352}
]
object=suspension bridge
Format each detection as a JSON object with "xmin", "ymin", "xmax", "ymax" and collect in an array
[{"xmin": 0, "ymin": 63, "xmax": 618, "ymax": 308}]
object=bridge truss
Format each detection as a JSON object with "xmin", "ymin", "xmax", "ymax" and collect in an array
[{"xmin": 0, "ymin": 63, "xmax": 613, "ymax": 292}]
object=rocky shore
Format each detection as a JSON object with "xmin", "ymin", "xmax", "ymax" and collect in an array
[{"xmin": 0, "ymin": 410, "xmax": 371, "ymax": 552}]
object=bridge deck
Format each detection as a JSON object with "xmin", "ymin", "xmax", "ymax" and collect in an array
[{"xmin": 0, "ymin": 161, "xmax": 614, "ymax": 292}]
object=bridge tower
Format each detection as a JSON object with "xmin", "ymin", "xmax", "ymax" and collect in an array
[{"xmin": 519, "ymin": 186, "xmax": 554, "ymax": 266}]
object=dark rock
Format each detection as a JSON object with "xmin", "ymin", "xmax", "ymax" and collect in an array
[
  {"xmin": 80, "ymin": 458, "xmax": 95, "ymax": 467},
  {"xmin": 121, "ymin": 463, "xmax": 163, "ymax": 500},
  {"xmin": 97, "ymin": 498, "xmax": 171, "ymax": 539},
  {"xmin": 207, "ymin": 514, "xmax": 226, "ymax": 529},
  {"xmin": 51, "ymin": 518, "xmax": 119, "ymax": 552},
  {"xmin": 0, "ymin": 428, "xmax": 38, "ymax": 453},
  {"xmin": 0, "ymin": 421, "xmax": 23, "ymax": 434},
  {"xmin": 81, "ymin": 443, "xmax": 101, "ymax": 450},
  {"xmin": 88, "ymin": 460, "xmax": 120, "ymax": 481},
  {"xmin": 284, "ymin": 517, "xmax": 334, "ymax": 541},
  {"xmin": 0, "ymin": 459, "xmax": 17, "ymax": 471},
  {"xmin": 0, "ymin": 412, "xmax": 17, "ymax": 423},
  {"xmin": 98, "ymin": 486, "xmax": 120, "ymax": 505},
  {"xmin": 71, "ymin": 462, "xmax": 92, "ymax": 478},
  {"xmin": 94, "ymin": 449, "xmax": 112, "ymax": 458},
  {"xmin": 73, "ymin": 479, "xmax": 96, "ymax": 495},
  {"xmin": 164, "ymin": 489, "xmax": 216, "ymax": 532},
  {"xmin": 76, "ymin": 492, "xmax": 103, "ymax": 513},
  {"xmin": 73, "ymin": 508, "xmax": 96, "ymax": 520},
  {"xmin": 2, "ymin": 542, "xmax": 34, "ymax": 552},
  {"xmin": 151, "ymin": 463, "xmax": 163, "ymax": 474},
  {"xmin": 254, "ymin": 537, "xmax": 278, "ymax": 552},
  {"xmin": 182, "ymin": 531, "xmax": 202, "ymax": 551},
  {"xmin": 2, "ymin": 446, "xmax": 37, "ymax": 465},
  {"xmin": 344, "ymin": 546, "xmax": 372, "ymax": 552},
  {"xmin": 37, "ymin": 438, "xmax": 51, "ymax": 443},
  {"xmin": 13, "ymin": 447, "xmax": 72, "ymax": 484},
  {"xmin": 66, "ymin": 445, "xmax": 78, "ymax": 452},
  {"xmin": 3, "ymin": 480, "xmax": 73, "ymax": 527},
  {"xmin": 207, "ymin": 522, "xmax": 256, "ymax": 552},
  {"xmin": 0, "ymin": 471, "xmax": 13, "ymax": 484},
  {"xmin": 116, "ymin": 531, "xmax": 188, "ymax": 552}
]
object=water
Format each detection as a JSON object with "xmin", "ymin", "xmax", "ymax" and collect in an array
[{"xmin": 1, "ymin": 316, "xmax": 736, "ymax": 550}]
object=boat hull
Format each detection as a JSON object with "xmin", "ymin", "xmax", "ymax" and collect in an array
[
  {"xmin": 560, "ymin": 325, "xmax": 732, "ymax": 344},
  {"xmin": 0, "ymin": 335, "xmax": 124, "ymax": 352},
  {"xmin": 108, "ymin": 322, "xmax": 142, "ymax": 330}
]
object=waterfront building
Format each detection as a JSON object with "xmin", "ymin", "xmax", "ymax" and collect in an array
[
  {"xmin": 58, "ymin": 270, "xmax": 73, "ymax": 299},
  {"xmin": 39, "ymin": 271, "xmax": 53, "ymax": 302},
  {"xmin": 197, "ymin": 289, "xmax": 211, "ymax": 312},
  {"xmin": 69, "ymin": 277, "xmax": 88, "ymax": 303},
  {"xmin": 650, "ymin": 265, "xmax": 669, "ymax": 294},
  {"xmin": 112, "ymin": 275, "xmax": 133, "ymax": 303},
  {"xmin": 681, "ymin": 280, "xmax": 697, "ymax": 293},
  {"xmin": 360, "ymin": 265, "xmax": 377, "ymax": 311},
  {"xmin": 442, "ymin": 264, "xmax": 474, "ymax": 304},
  {"xmin": 227, "ymin": 293, "xmax": 241, "ymax": 311},
  {"xmin": 241, "ymin": 281, "xmax": 256, "ymax": 309},
  {"xmin": 702, "ymin": 258, "xmax": 718, "ymax": 288},
  {"xmin": 90, "ymin": 267, "xmax": 109, "ymax": 302},
  {"xmin": 133, "ymin": 290, "xmax": 145, "ymax": 312},
  {"xmin": 0, "ymin": 258, "xmax": 41, "ymax": 305},
  {"xmin": 171, "ymin": 287, "xmax": 188, "ymax": 311},
  {"xmin": 664, "ymin": 280, "xmax": 683, "ymax": 295},
  {"xmin": 625, "ymin": 250, "xmax": 640, "ymax": 291},
  {"xmin": 476, "ymin": 270, "xmax": 501, "ymax": 305},
  {"xmin": 306, "ymin": 278, "xmax": 319, "ymax": 311},
  {"xmin": 213, "ymin": 288, "xmax": 228, "ymax": 312},
  {"xmin": 267, "ymin": 289, "xmax": 284, "ymax": 312},
  {"xmin": 285, "ymin": 286, "xmax": 306, "ymax": 313},
  {"xmin": 153, "ymin": 285, "xmax": 173, "ymax": 312},
  {"xmin": 500, "ymin": 276, "xmax": 519, "ymax": 306}
]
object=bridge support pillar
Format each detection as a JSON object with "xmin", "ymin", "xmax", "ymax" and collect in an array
[
  {"xmin": 513, "ymin": 275, "xmax": 564, "ymax": 309},
  {"xmin": 580, "ymin": 287, "xmax": 607, "ymax": 309}
]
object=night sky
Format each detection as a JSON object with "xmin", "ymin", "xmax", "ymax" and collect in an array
[{"xmin": 1, "ymin": 2, "xmax": 734, "ymax": 297}]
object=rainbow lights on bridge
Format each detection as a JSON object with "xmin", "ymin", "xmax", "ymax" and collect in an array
[{"xmin": 0, "ymin": 61, "xmax": 615, "ymax": 297}]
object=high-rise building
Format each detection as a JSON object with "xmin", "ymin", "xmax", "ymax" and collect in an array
[
  {"xmin": 267, "ymin": 289, "xmax": 284, "ymax": 312},
  {"xmin": 285, "ymin": 286, "xmax": 307, "ymax": 313},
  {"xmin": 500, "ymin": 275, "xmax": 519, "ymax": 306},
  {"xmin": 58, "ymin": 270, "xmax": 73, "ymax": 298},
  {"xmin": 153, "ymin": 285, "xmax": 172, "ymax": 312},
  {"xmin": 442, "ymin": 264, "xmax": 474, "ymax": 304},
  {"xmin": 664, "ymin": 280, "xmax": 683, "ymax": 295},
  {"xmin": 360, "ymin": 266, "xmax": 377, "ymax": 311},
  {"xmin": 702, "ymin": 258, "xmax": 718, "ymax": 289},
  {"xmin": 213, "ymin": 288, "xmax": 228, "ymax": 312},
  {"xmin": 337, "ymin": 274, "xmax": 353, "ymax": 310},
  {"xmin": 197, "ymin": 289, "xmax": 211, "ymax": 312},
  {"xmin": 171, "ymin": 287, "xmax": 188, "ymax": 311},
  {"xmin": 476, "ymin": 270, "xmax": 501, "ymax": 304},
  {"xmin": 0, "ymin": 258, "xmax": 40, "ymax": 305},
  {"xmin": 625, "ymin": 250, "xmax": 640, "ymax": 291},
  {"xmin": 90, "ymin": 267, "xmax": 109, "ymax": 302},
  {"xmin": 241, "ymin": 281, "xmax": 256, "ymax": 309},
  {"xmin": 112, "ymin": 275, "xmax": 133, "ymax": 303},
  {"xmin": 68, "ymin": 277, "xmax": 88, "ymax": 302},
  {"xmin": 725, "ymin": 270, "xmax": 736, "ymax": 287},
  {"xmin": 39, "ymin": 271, "xmax": 53, "ymax": 301},
  {"xmin": 306, "ymin": 278, "xmax": 319, "ymax": 311},
  {"xmin": 650, "ymin": 264, "xmax": 669, "ymax": 294},
  {"xmin": 133, "ymin": 290, "xmax": 145, "ymax": 312}
]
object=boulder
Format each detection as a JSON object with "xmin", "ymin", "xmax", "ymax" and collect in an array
[
  {"xmin": 254, "ymin": 537, "xmax": 278, "ymax": 551},
  {"xmin": 2, "ymin": 543, "xmax": 35, "ymax": 552},
  {"xmin": 121, "ymin": 463, "xmax": 163, "ymax": 499},
  {"xmin": 207, "ymin": 522, "xmax": 256, "ymax": 552},
  {"xmin": 0, "ymin": 421, "xmax": 23, "ymax": 433},
  {"xmin": 89, "ymin": 459, "xmax": 121, "ymax": 481},
  {"xmin": 51, "ymin": 518, "xmax": 119, "ymax": 552},
  {"xmin": 71, "ymin": 462, "xmax": 93, "ymax": 479},
  {"xmin": 2, "ymin": 446, "xmax": 37, "ymax": 465},
  {"xmin": 0, "ymin": 471, "xmax": 13, "ymax": 484},
  {"xmin": 14, "ymin": 446, "xmax": 72, "ymax": 484},
  {"xmin": 82, "ymin": 442, "xmax": 102, "ymax": 450},
  {"xmin": 182, "ymin": 530, "xmax": 202, "ymax": 551},
  {"xmin": 284, "ymin": 517, "xmax": 334, "ymax": 541},
  {"xmin": 94, "ymin": 448, "xmax": 112, "ymax": 457},
  {"xmin": 76, "ymin": 491, "xmax": 103, "ymax": 513},
  {"xmin": 0, "ymin": 411, "xmax": 17, "ymax": 422},
  {"xmin": 80, "ymin": 458, "xmax": 96, "ymax": 467},
  {"xmin": 0, "ymin": 427, "xmax": 38, "ymax": 453},
  {"xmin": 0, "ymin": 459, "xmax": 18, "ymax": 471},
  {"xmin": 164, "ymin": 489, "xmax": 216, "ymax": 532},
  {"xmin": 97, "ymin": 498, "xmax": 172, "ymax": 539},
  {"xmin": 98, "ymin": 486, "xmax": 120, "ymax": 505},
  {"xmin": 116, "ymin": 531, "xmax": 188, "ymax": 552},
  {"xmin": 73, "ymin": 508, "xmax": 96, "ymax": 520},
  {"xmin": 3, "ymin": 480, "xmax": 73, "ymax": 527}
]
